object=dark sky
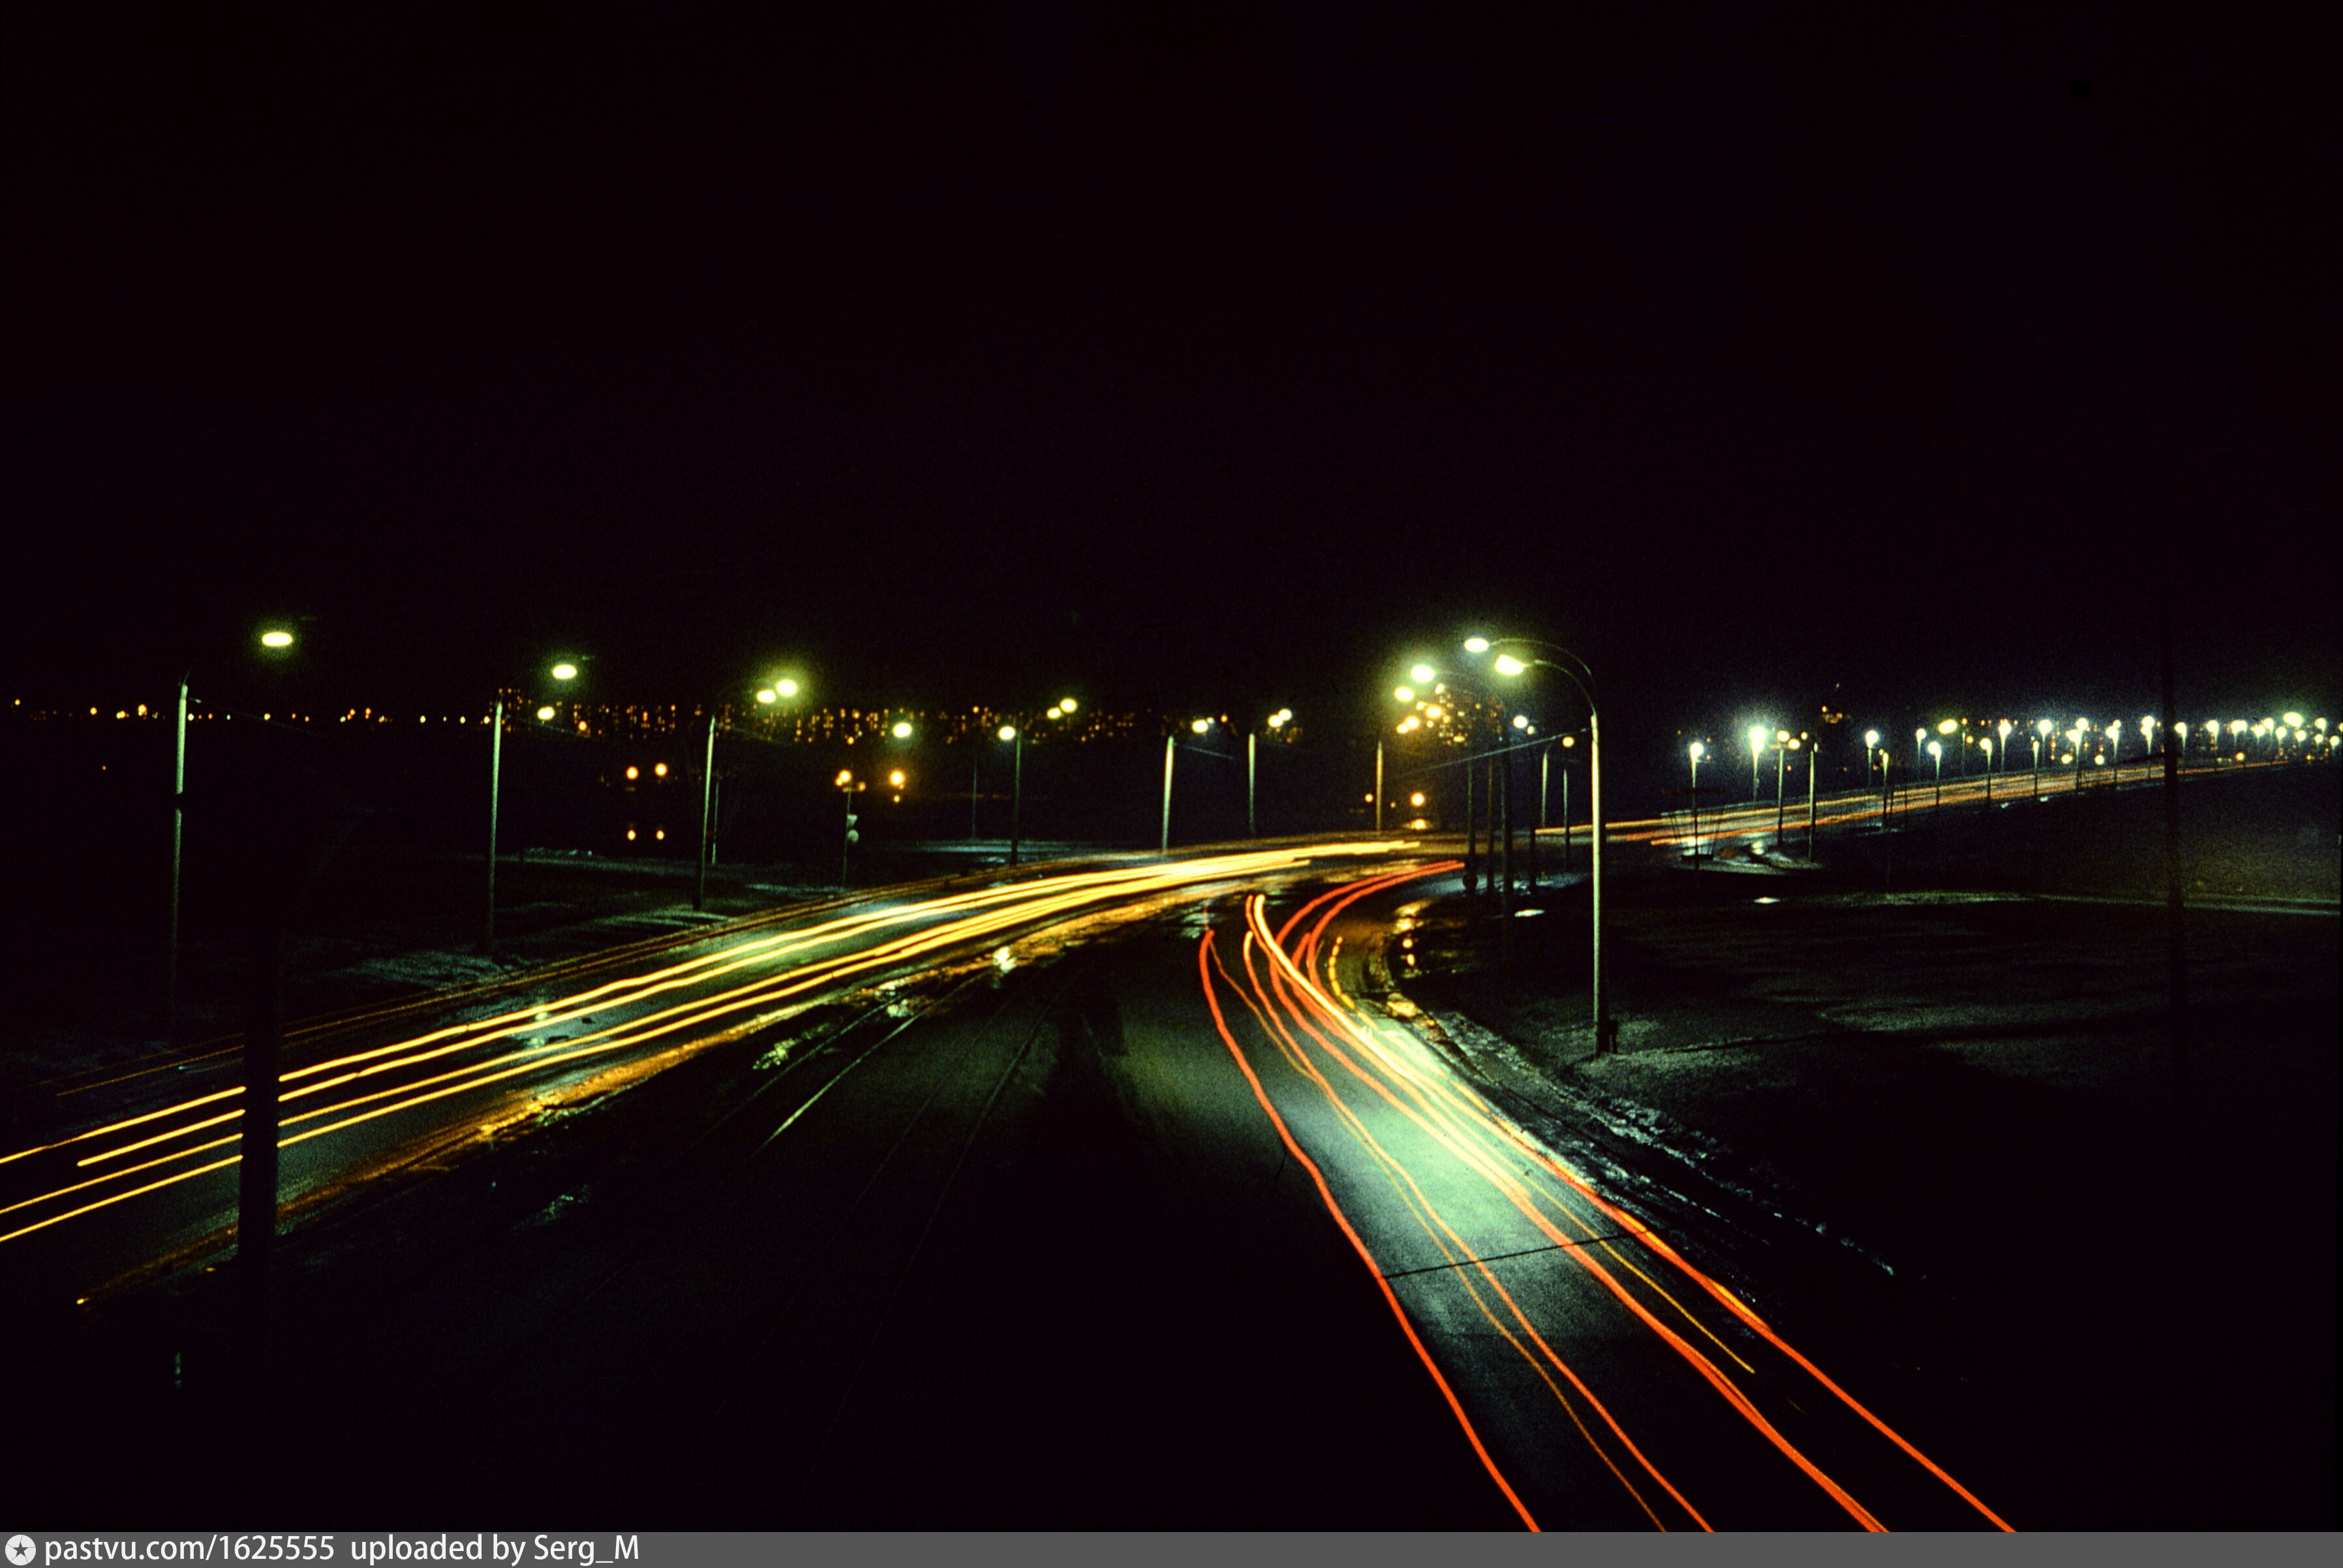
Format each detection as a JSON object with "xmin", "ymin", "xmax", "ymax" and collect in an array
[{"xmin": 7, "ymin": 3, "xmax": 2335, "ymax": 736}]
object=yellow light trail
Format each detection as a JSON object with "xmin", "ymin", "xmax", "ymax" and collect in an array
[{"xmin": 3, "ymin": 844, "xmax": 1427, "ymax": 1252}]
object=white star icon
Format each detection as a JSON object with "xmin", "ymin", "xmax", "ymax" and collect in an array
[{"xmin": 7, "ymin": 1535, "xmax": 37, "ymax": 1566}]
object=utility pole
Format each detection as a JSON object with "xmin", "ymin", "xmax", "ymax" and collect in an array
[{"xmin": 1374, "ymin": 741, "xmax": 1384, "ymax": 833}]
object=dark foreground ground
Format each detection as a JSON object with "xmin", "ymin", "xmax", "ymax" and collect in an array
[{"xmin": 1399, "ymin": 767, "xmax": 2338, "ymax": 1528}]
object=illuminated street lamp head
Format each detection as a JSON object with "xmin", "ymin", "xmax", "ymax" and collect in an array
[
  {"xmin": 2230, "ymin": 720, "xmax": 2247, "ymax": 735},
  {"xmin": 1749, "ymin": 725, "xmax": 1768, "ymax": 755},
  {"xmin": 1937, "ymin": 718, "xmax": 1959, "ymax": 735},
  {"xmin": 1269, "ymin": 711, "xmax": 1289, "ymax": 728},
  {"xmin": 756, "ymin": 689, "xmax": 776, "ymax": 704},
  {"xmin": 888, "ymin": 770, "xmax": 905, "ymax": 789},
  {"xmin": 1463, "ymin": 637, "xmax": 1490, "ymax": 654},
  {"xmin": 2284, "ymin": 711, "xmax": 2305, "ymax": 728},
  {"xmin": 1981, "ymin": 738, "xmax": 1994, "ymax": 758},
  {"xmin": 1864, "ymin": 730, "xmax": 1880, "ymax": 748},
  {"xmin": 1689, "ymin": 741, "xmax": 1706, "ymax": 762},
  {"xmin": 1394, "ymin": 686, "xmax": 1415, "ymax": 703},
  {"xmin": 1191, "ymin": 717, "xmax": 1211, "ymax": 734},
  {"xmin": 1059, "ymin": 697, "xmax": 1078, "ymax": 713},
  {"xmin": 1775, "ymin": 729, "xmax": 1790, "ymax": 744},
  {"xmin": 891, "ymin": 720, "xmax": 913, "ymax": 739},
  {"xmin": 550, "ymin": 662, "xmax": 579, "ymax": 681},
  {"xmin": 998, "ymin": 724, "xmax": 1017, "ymax": 742},
  {"xmin": 2037, "ymin": 718, "xmax": 2055, "ymax": 737},
  {"xmin": 534, "ymin": 705, "xmax": 556, "ymax": 722},
  {"xmin": 1927, "ymin": 739, "xmax": 1943, "ymax": 759},
  {"xmin": 258, "ymin": 628, "xmax": 294, "ymax": 650},
  {"xmin": 1998, "ymin": 719, "xmax": 2013, "ymax": 738},
  {"xmin": 1409, "ymin": 791, "xmax": 1426, "ymax": 807},
  {"xmin": 1493, "ymin": 654, "xmax": 1527, "ymax": 676},
  {"xmin": 1409, "ymin": 664, "xmax": 1436, "ymax": 684},
  {"xmin": 1047, "ymin": 705, "xmax": 1063, "ymax": 719},
  {"xmin": 835, "ymin": 769, "xmax": 853, "ymax": 787},
  {"xmin": 1512, "ymin": 713, "xmax": 1528, "ymax": 730}
]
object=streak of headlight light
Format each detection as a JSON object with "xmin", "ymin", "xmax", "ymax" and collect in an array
[
  {"xmin": 1237, "ymin": 889, "xmax": 1893, "ymax": 1530},
  {"xmin": 1286, "ymin": 883, "xmax": 1758, "ymax": 1378},
  {"xmin": 7, "ymin": 846, "xmax": 1428, "ymax": 1240},
  {"xmin": 1194, "ymin": 925, "xmax": 1541, "ymax": 1532},
  {"xmin": 1217, "ymin": 912, "xmax": 1700, "ymax": 1530}
]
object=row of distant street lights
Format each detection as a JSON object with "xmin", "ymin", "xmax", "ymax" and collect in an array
[
  {"xmin": 168, "ymin": 628, "xmax": 1331, "ymax": 1025},
  {"xmin": 1666, "ymin": 708, "xmax": 2333, "ymax": 863}
]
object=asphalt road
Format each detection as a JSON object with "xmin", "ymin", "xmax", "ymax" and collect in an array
[{"xmin": 7, "ymin": 840, "xmax": 2038, "ymax": 1530}]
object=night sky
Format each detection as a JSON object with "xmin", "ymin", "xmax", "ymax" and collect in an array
[{"xmin": 7, "ymin": 3, "xmax": 2335, "ymax": 739}]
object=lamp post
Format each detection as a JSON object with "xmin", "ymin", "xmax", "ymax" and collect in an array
[
  {"xmin": 2034, "ymin": 719, "xmax": 2053, "ymax": 797},
  {"xmin": 1997, "ymin": 718, "xmax": 2014, "ymax": 780},
  {"xmin": 1249, "ymin": 707, "xmax": 1293, "ymax": 838},
  {"xmin": 1980, "ymin": 737, "xmax": 1994, "ymax": 802},
  {"xmin": 1687, "ymin": 741, "xmax": 1705, "ymax": 867},
  {"xmin": 1749, "ymin": 724, "xmax": 1768, "ymax": 801},
  {"xmin": 1805, "ymin": 736, "xmax": 1818, "ymax": 860},
  {"xmin": 166, "ymin": 626, "xmax": 300, "ymax": 1026},
  {"xmin": 1487, "ymin": 641, "xmax": 1610, "ymax": 1053},
  {"xmin": 1162, "ymin": 717, "xmax": 1210, "ymax": 854},
  {"xmin": 1864, "ymin": 730, "xmax": 1884, "ymax": 831},
  {"xmin": 2106, "ymin": 719, "xmax": 2124, "ymax": 789},
  {"xmin": 1929, "ymin": 738, "xmax": 1944, "ymax": 811},
  {"xmin": 1774, "ymin": 730, "xmax": 1792, "ymax": 847}
]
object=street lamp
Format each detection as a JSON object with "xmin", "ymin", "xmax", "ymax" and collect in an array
[
  {"xmin": 1161, "ymin": 718, "xmax": 1212, "ymax": 854},
  {"xmin": 1980, "ymin": 737, "xmax": 1994, "ymax": 801},
  {"xmin": 1927, "ymin": 738, "xmax": 1945, "ymax": 810},
  {"xmin": 1997, "ymin": 718, "xmax": 2014, "ymax": 775},
  {"xmin": 1686, "ymin": 741, "xmax": 1705, "ymax": 866},
  {"xmin": 2034, "ymin": 718, "xmax": 2053, "ymax": 797},
  {"xmin": 1248, "ymin": 707, "xmax": 1294, "ymax": 838},
  {"xmin": 1749, "ymin": 724, "xmax": 1769, "ymax": 801},
  {"xmin": 1774, "ymin": 729, "xmax": 1794, "ymax": 847},
  {"xmin": 1865, "ymin": 729, "xmax": 1886, "ymax": 831},
  {"xmin": 166, "ymin": 625, "xmax": 301, "ymax": 1025},
  {"xmin": 484, "ymin": 656, "xmax": 588, "ymax": 951},
  {"xmin": 1486, "ymin": 639, "xmax": 1610, "ymax": 1053}
]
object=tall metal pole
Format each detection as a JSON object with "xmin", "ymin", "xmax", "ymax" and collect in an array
[
  {"xmin": 1160, "ymin": 734, "xmax": 1176, "ymax": 855},
  {"xmin": 970, "ymin": 749, "xmax": 981, "ymax": 841},
  {"xmin": 484, "ymin": 696, "xmax": 503, "ymax": 953},
  {"xmin": 1463, "ymin": 754, "xmax": 1480, "ymax": 895},
  {"xmin": 1499, "ymin": 739, "xmax": 1514, "ymax": 914},
  {"xmin": 694, "ymin": 713, "xmax": 716, "ymax": 912},
  {"xmin": 1561, "ymin": 766, "xmax": 1570, "ymax": 870},
  {"xmin": 1591, "ymin": 705, "xmax": 1608, "ymax": 1053},
  {"xmin": 1689, "ymin": 752, "xmax": 1701, "ymax": 869},
  {"xmin": 1374, "ymin": 741, "xmax": 1384, "ymax": 833},
  {"xmin": 167, "ymin": 677, "xmax": 189, "ymax": 1028},
  {"xmin": 236, "ymin": 899, "xmax": 286, "ymax": 1486},
  {"xmin": 1008, "ymin": 730, "xmax": 1024, "ymax": 867},
  {"xmin": 1775, "ymin": 745, "xmax": 1787, "ymax": 846},
  {"xmin": 1248, "ymin": 731, "xmax": 1257, "ymax": 838},
  {"xmin": 1806, "ymin": 743, "xmax": 1818, "ymax": 860},
  {"xmin": 2158, "ymin": 591, "xmax": 2190, "ymax": 1130}
]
